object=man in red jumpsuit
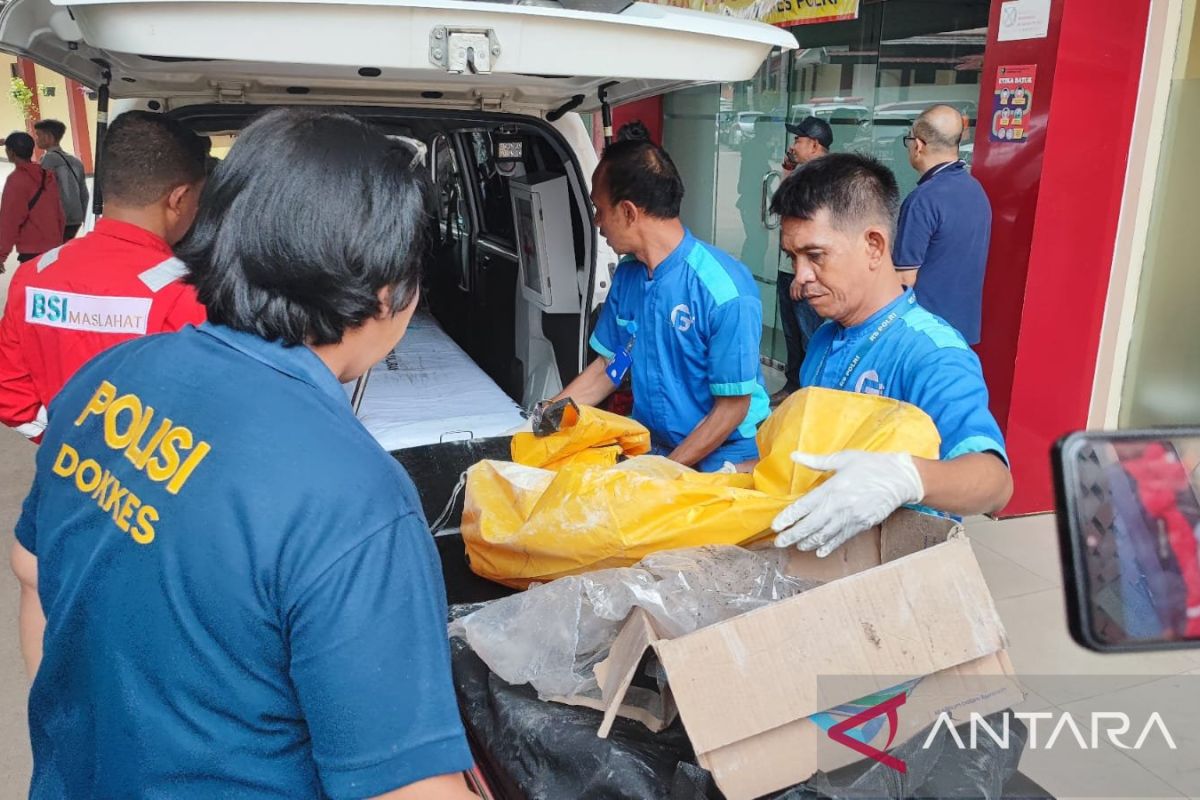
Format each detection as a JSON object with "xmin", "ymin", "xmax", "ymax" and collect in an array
[
  {"xmin": 0, "ymin": 111, "xmax": 208, "ymax": 442},
  {"xmin": 0, "ymin": 131, "xmax": 65, "ymax": 268}
]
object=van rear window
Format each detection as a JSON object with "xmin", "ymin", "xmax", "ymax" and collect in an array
[{"xmin": 469, "ymin": 132, "xmax": 517, "ymax": 246}]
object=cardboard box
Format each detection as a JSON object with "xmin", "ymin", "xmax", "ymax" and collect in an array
[{"xmin": 591, "ymin": 510, "xmax": 1023, "ymax": 800}]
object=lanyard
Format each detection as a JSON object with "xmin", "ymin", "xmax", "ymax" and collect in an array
[{"xmin": 814, "ymin": 293, "xmax": 917, "ymax": 390}]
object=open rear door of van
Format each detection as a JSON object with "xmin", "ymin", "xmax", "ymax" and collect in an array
[{"xmin": 0, "ymin": 0, "xmax": 795, "ymax": 114}]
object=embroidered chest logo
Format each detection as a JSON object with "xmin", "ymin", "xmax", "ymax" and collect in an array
[
  {"xmin": 855, "ymin": 369, "xmax": 886, "ymax": 396},
  {"xmin": 670, "ymin": 304, "xmax": 694, "ymax": 334}
]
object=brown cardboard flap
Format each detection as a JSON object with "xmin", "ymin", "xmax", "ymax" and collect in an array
[
  {"xmin": 595, "ymin": 607, "xmax": 664, "ymax": 738},
  {"xmin": 780, "ymin": 510, "xmax": 959, "ymax": 582},
  {"xmin": 653, "ymin": 537, "xmax": 1006, "ymax": 756},
  {"xmin": 698, "ymin": 651, "xmax": 1022, "ymax": 800},
  {"xmin": 880, "ymin": 509, "xmax": 958, "ymax": 562},
  {"xmin": 783, "ymin": 526, "xmax": 882, "ymax": 582}
]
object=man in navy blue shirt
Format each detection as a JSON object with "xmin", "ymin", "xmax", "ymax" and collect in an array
[
  {"xmin": 10, "ymin": 109, "xmax": 476, "ymax": 799},
  {"xmin": 553, "ymin": 139, "xmax": 769, "ymax": 471},
  {"xmin": 766, "ymin": 153, "xmax": 1012, "ymax": 558},
  {"xmin": 893, "ymin": 105, "xmax": 992, "ymax": 345}
]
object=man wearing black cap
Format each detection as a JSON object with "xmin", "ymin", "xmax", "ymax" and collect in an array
[
  {"xmin": 770, "ymin": 116, "xmax": 832, "ymax": 406},
  {"xmin": 782, "ymin": 115, "xmax": 833, "ymax": 177}
]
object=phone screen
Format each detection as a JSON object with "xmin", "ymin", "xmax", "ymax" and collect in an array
[{"xmin": 1057, "ymin": 432, "xmax": 1200, "ymax": 650}]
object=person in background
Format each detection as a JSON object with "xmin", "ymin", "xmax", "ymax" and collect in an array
[
  {"xmin": 0, "ymin": 131, "xmax": 64, "ymax": 269},
  {"xmin": 771, "ymin": 115, "xmax": 832, "ymax": 406},
  {"xmin": 894, "ymin": 104, "xmax": 993, "ymax": 346},
  {"xmin": 768, "ymin": 153, "xmax": 1011, "ymax": 557},
  {"xmin": 33, "ymin": 119, "xmax": 89, "ymax": 241},
  {"xmin": 554, "ymin": 138, "xmax": 770, "ymax": 472},
  {"xmin": 0, "ymin": 111, "xmax": 207, "ymax": 444},
  {"xmin": 10, "ymin": 108, "xmax": 477, "ymax": 799}
]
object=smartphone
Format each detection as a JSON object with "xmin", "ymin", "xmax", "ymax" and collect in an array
[{"xmin": 1053, "ymin": 429, "xmax": 1200, "ymax": 652}]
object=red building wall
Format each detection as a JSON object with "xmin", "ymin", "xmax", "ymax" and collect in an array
[{"xmin": 973, "ymin": 0, "xmax": 1152, "ymax": 514}]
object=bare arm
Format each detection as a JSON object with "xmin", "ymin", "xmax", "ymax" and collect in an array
[
  {"xmin": 667, "ymin": 395, "xmax": 750, "ymax": 468},
  {"xmin": 552, "ymin": 357, "xmax": 616, "ymax": 408},
  {"xmin": 896, "ymin": 268, "xmax": 918, "ymax": 287},
  {"xmin": 10, "ymin": 541, "xmax": 43, "ymax": 680},
  {"xmin": 914, "ymin": 452, "xmax": 1012, "ymax": 516},
  {"xmin": 369, "ymin": 772, "xmax": 479, "ymax": 800}
]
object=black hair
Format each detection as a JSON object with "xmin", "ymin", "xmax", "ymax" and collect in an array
[
  {"xmin": 33, "ymin": 119, "xmax": 67, "ymax": 142},
  {"xmin": 615, "ymin": 121, "xmax": 651, "ymax": 143},
  {"xmin": 770, "ymin": 152, "xmax": 900, "ymax": 238},
  {"xmin": 4, "ymin": 132, "xmax": 34, "ymax": 161},
  {"xmin": 597, "ymin": 138, "xmax": 683, "ymax": 220},
  {"xmin": 178, "ymin": 108, "xmax": 431, "ymax": 347},
  {"xmin": 100, "ymin": 111, "xmax": 207, "ymax": 206}
]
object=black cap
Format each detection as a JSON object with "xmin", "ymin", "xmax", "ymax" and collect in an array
[{"xmin": 785, "ymin": 116, "xmax": 834, "ymax": 150}]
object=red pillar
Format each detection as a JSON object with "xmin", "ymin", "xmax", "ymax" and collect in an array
[
  {"xmin": 612, "ymin": 96, "xmax": 664, "ymax": 144},
  {"xmin": 591, "ymin": 95, "xmax": 666, "ymax": 154},
  {"xmin": 65, "ymin": 79, "xmax": 94, "ymax": 174},
  {"xmin": 973, "ymin": 0, "xmax": 1152, "ymax": 515},
  {"xmin": 15, "ymin": 57, "xmax": 42, "ymax": 137}
]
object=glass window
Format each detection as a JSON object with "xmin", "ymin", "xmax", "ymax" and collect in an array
[
  {"xmin": 1119, "ymin": 10, "xmax": 1200, "ymax": 427},
  {"xmin": 431, "ymin": 133, "xmax": 472, "ymax": 292},
  {"xmin": 467, "ymin": 131, "xmax": 517, "ymax": 245},
  {"xmin": 663, "ymin": 1, "xmax": 989, "ymax": 385}
]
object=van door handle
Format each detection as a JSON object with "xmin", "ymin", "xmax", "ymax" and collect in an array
[{"xmin": 761, "ymin": 170, "xmax": 782, "ymax": 230}]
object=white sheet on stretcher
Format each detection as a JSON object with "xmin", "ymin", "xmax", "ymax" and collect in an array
[{"xmin": 344, "ymin": 311, "xmax": 526, "ymax": 452}]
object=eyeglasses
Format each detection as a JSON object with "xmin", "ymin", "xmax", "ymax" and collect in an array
[{"xmin": 902, "ymin": 134, "xmax": 921, "ymax": 148}]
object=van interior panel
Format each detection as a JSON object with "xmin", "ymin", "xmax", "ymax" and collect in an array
[{"xmin": 172, "ymin": 105, "xmax": 596, "ymax": 453}]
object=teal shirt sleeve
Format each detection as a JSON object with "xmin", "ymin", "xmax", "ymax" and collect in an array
[
  {"xmin": 286, "ymin": 512, "xmax": 473, "ymax": 799},
  {"xmin": 905, "ymin": 345, "xmax": 1008, "ymax": 464},
  {"xmin": 707, "ymin": 295, "xmax": 763, "ymax": 396},
  {"xmin": 588, "ymin": 268, "xmax": 631, "ymax": 361}
]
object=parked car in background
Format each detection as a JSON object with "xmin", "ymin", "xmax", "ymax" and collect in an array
[
  {"xmin": 870, "ymin": 99, "xmax": 979, "ymax": 169},
  {"xmin": 723, "ymin": 110, "xmax": 765, "ymax": 147}
]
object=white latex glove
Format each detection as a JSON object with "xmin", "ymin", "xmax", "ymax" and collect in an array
[
  {"xmin": 716, "ymin": 461, "xmax": 739, "ymax": 474},
  {"xmin": 771, "ymin": 451, "xmax": 925, "ymax": 558}
]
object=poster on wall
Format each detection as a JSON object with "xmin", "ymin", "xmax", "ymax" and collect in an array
[
  {"xmin": 644, "ymin": 0, "xmax": 859, "ymax": 27},
  {"xmin": 990, "ymin": 64, "xmax": 1037, "ymax": 143}
]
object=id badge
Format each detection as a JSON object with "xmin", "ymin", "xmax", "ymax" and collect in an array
[{"xmin": 606, "ymin": 348, "xmax": 632, "ymax": 386}]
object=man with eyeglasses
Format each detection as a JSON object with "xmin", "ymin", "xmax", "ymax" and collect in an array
[{"xmin": 894, "ymin": 105, "xmax": 992, "ymax": 346}]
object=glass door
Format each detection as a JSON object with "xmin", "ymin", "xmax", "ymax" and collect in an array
[
  {"xmin": 710, "ymin": 53, "xmax": 793, "ymax": 369},
  {"xmin": 871, "ymin": 1, "xmax": 990, "ymax": 199}
]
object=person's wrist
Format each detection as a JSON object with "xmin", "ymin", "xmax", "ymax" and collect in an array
[{"xmin": 905, "ymin": 454, "xmax": 930, "ymax": 505}]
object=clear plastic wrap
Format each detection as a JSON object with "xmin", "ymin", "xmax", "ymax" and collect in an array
[{"xmin": 448, "ymin": 545, "xmax": 821, "ymax": 702}]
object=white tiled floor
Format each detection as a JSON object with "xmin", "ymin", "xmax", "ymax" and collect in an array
[{"xmin": 966, "ymin": 514, "xmax": 1200, "ymax": 799}]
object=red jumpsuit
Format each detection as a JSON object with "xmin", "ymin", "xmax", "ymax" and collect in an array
[
  {"xmin": 0, "ymin": 218, "xmax": 206, "ymax": 441},
  {"xmin": 1124, "ymin": 443, "xmax": 1200, "ymax": 638}
]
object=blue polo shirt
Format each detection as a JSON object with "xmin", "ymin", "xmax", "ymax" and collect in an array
[
  {"xmin": 800, "ymin": 289, "xmax": 1007, "ymax": 464},
  {"xmin": 16, "ymin": 324, "xmax": 472, "ymax": 799},
  {"xmin": 590, "ymin": 230, "xmax": 770, "ymax": 472},
  {"xmin": 893, "ymin": 161, "xmax": 992, "ymax": 345}
]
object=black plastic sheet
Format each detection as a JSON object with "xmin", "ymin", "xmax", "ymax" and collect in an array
[{"xmin": 450, "ymin": 626, "xmax": 1053, "ymax": 800}]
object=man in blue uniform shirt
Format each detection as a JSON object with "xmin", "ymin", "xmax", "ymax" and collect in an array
[
  {"xmin": 766, "ymin": 153, "xmax": 1012, "ymax": 557},
  {"xmin": 894, "ymin": 105, "xmax": 993, "ymax": 345},
  {"xmin": 553, "ymin": 138, "xmax": 769, "ymax": 472},
  {"xmin": 9, "ymin": 110, "xmax": 476, "ymax": 799}
]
